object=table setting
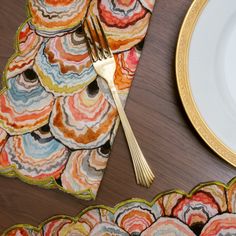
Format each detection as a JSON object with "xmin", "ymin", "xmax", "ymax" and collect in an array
[{"xmin": 0, "ymin": 0, "xmax": 236, "ymax": 235}]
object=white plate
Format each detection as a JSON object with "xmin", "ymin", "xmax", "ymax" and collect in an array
[{"xmin": 176, "ymin": 0, "xmax": 236, "ymax": 166}]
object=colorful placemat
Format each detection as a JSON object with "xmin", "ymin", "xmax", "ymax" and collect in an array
[
  {"xmin": 3, "ymin": 177, "xmax": 236, "ymax": 235},
  {"xmin": 0, "ymin": 0, "xmax": 155, "ymax": 200}
]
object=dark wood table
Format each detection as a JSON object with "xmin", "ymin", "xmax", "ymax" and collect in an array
[{"xmin": 0, "ymin": 0, "xmax": 235, "ymax": 232}]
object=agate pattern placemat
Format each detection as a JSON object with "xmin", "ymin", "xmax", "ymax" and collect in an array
[
  {"xmin": 0, "ymin": 0, "xmax": 155, "ymax": 200},
  {"xmin": 3, "ymin": 178, "xmax": 236, "ymax": 235}
]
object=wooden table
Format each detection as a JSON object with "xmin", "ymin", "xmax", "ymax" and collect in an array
[{"xmin": 0, "ymin": 0, "xmax": 235, "ymax": 232}]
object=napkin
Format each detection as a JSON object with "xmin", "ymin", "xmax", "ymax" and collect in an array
[
  {"xmin": 3, "ymin": 177, "xmax": 236, "ymax": 235},
  {"xmin": 0, "ymin": 0, "xmax": 155, "ymax": 200}
]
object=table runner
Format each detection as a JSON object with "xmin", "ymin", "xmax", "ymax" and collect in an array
[
  {"xmin": 0, "ymin": 0, "xmax": 155, "ymax": 200},
  {"xmin": 3, "ymin": 177, "xmax": 236, "ymax": 235}
]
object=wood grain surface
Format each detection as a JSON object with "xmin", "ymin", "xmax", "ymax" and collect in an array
[{"xmin": 0, "ymin": 0, "xmax": 235, "ymax": 232}]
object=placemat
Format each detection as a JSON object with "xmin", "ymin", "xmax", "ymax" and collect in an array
[
  {"xmin": 3, "ymin": 177, "xmax": 236, "ymax": 235},
  {"xmin": 0, "ymin": 0, "xmax": 155, "ymax": 200}
]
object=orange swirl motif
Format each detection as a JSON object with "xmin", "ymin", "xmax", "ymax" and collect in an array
[
  {"xmin": 29, "ymin": 0, "xmax": 90, "ymax": 36},
  {"xmin": 87, "ymin": 0, "xmax": 151, "ymax": 52},
  {"xmin": 6, "ymin": 23, "xmax": 43, "ymax": 79}
]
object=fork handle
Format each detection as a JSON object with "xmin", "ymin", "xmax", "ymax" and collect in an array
[{"xmin": 109, "ymin": 82, "xmax": 155, "ymax": 188}]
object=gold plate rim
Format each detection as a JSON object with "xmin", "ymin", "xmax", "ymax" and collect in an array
[{"xmin": 176, "ymin": 0, "xmax": 236, "ymax": 167}]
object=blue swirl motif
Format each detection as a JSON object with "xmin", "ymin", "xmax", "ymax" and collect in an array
[
  {"xmin": 22, "ymin": 133, "xmax": 66, "ymax": 160},
  {"xmin": 4, "ymin": 132, "xmax": 70, "ymax": 176},
  {"xmin": 7, "ymin": 76, "xmax": 53, "ymax": 113},
  {"xmin": 36, "ymin": 42, "xmax": 96, "ymax": 88}
]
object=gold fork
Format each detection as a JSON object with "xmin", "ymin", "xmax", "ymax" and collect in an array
[{"xmin": 83, "ymin": 16, "xmax": 155, "ymax": 188}]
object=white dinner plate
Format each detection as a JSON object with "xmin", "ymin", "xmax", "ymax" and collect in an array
[{"xmin": 176, "ymin": 0, "xmax": 236, "ymax": 166}]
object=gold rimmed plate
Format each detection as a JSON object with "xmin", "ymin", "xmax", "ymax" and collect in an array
[{"xmin": 176, "ymin": 0, "xmax": 236, "ymax": 166}]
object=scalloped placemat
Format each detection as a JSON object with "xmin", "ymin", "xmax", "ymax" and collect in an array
[
  {"xmin": 3, "ymin": 177, "xmax": 236, "ymax": 235},
  {"xmin": 0, "ymin": 0, "xmax": 155, "ymax": 200}
]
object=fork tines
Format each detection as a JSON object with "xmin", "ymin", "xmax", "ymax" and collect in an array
[{"xmin": 84, "ymin": 16, "xmax": 112, "ymax": 62}]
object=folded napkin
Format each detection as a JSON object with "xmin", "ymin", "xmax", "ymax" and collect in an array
[
  {"xmin": 0, "ymin": 0, "xmax": 155, "ymax": 200},
  {"xmin": 3, "ymin": 178, "xmax": 236, "ymax": 235}
]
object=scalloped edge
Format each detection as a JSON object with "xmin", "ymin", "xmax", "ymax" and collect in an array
[
  {"xmin": 0, "ymin": 3, "xmax": 96, "ymax": 202},
  {"xmin": 0, "ymin": 0, "xmax": 156, "ymax": 201},
  {"xmin": 2, "ymin": 177, "xmax": 236, "ymax": 235}
]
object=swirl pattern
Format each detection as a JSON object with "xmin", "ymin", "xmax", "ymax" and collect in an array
[
  {"xmin": 49, "ymin": 80, "xmax": 117, "ymax": 149},
  {"xmin": 29, "ymin": 0, "xmax": 90, "ymax": 36},
  {"xmin": 4, "ymin": 179, "xmax": 236, "ymax": 235},
  {"xmin": 88, "ymin": 0, "xmax": 151, "ymax": 52},
  {"xmin": 0, "ymin": 128, "xmax": 70, "ymax": 179},
  {"xmin": 61, "ymin": 143, "xmax": 110, "ymax": 196},
  {"xmin": 0, "ymin": 73, "xmax": 54, "ymax": 135},
  {"xmin": 200, "ymin": 214, "xmax": 236, "ymax": 235},
  {"xmin": 0, "ymin": 0, "xmax": 155, "ymax": 199},
  {"xmin": 141, "ymin": 218, "xmax": 196, "ymax": 236},
  {"xmin": 6, "ymin": 23, "xmax": 44, "ymax": 79},
  {"xmin": 34, "ymin": 30, "xmax": 96, "ymax": 96}
]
